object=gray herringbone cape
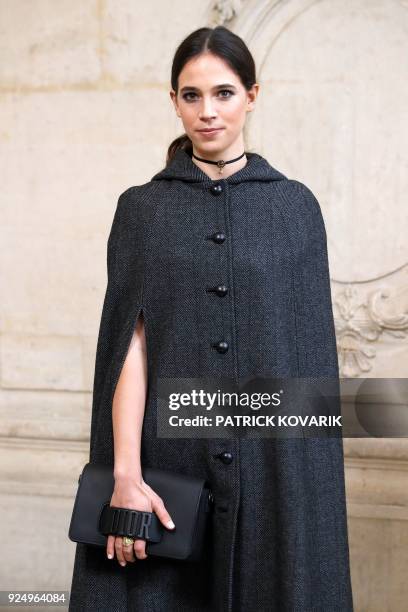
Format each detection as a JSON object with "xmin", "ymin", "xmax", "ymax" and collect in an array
[{"xmin": 69, "ymin": 148, "xmax": 353, "ymax": 611}]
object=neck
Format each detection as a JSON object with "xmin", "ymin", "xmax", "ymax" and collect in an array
[{"xmin": 191, "ymin": 146, "xmax": 247, "ymax": 180}]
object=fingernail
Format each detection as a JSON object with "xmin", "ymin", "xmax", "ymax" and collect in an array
[
  {"xmin": 167, "ymin": 520, "xmax": 175, "ymax": 529},
  {"xmin": 107, "ymin": 553, "xmax": 113, "ymax": 559},
  {"xmin": 120, "ymin": 561, "xmax": 126, "ymax": 566}
]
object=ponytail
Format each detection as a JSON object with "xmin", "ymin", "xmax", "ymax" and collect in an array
[{"xmin": 166, "ymin": 134, "xmax": 193, "ymax": 165}]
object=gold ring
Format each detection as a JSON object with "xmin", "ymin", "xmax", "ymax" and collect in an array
[{"xmin": 122, "ymin": 536, "xmax": 134, "ymax": 547}]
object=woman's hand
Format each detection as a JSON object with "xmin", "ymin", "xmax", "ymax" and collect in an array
[{"xmin": 106, "ymin": 475, "xmax": 175, "ymax": 566}]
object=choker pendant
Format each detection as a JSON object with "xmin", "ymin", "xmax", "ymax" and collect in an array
[{"xmin": 217, "ymin": 160, "xmax": 226, "ymax": 174}]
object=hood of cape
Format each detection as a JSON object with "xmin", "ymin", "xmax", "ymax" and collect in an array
[{"xmin": 151, "ymin": 147, "xmax": 287, "ymax": 184}]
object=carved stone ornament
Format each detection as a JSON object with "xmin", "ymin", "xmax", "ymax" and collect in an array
[
  {"xmin": 210, "ymin": 0, "xmax": 245, "ymax": 25},
  {"xmin": 334, "ymin": 281, "xmax": 408, "ymax": 378}
]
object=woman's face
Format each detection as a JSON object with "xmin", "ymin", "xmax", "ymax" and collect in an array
[{"xmin": 170, "ymin": 52, "xmax": 258, "ymax": 155}]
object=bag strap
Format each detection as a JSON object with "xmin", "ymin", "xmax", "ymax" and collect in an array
[{"xmin": 99, "ymin": 505, "xmax": 163, "ymax": 543}]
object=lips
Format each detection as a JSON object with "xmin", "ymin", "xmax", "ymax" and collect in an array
[{"xmin": 197, "ymin": 128, "xmax": 224, "ymax": 133}]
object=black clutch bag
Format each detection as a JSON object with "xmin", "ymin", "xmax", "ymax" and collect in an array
[{"xmin": 68, "ymin": 462, "xmax": 214, "ymax": 562}]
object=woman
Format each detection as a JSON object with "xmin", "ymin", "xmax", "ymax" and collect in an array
[{"xmin": 69, "ymin": 26, "xmax": 354, "ymax": 612}]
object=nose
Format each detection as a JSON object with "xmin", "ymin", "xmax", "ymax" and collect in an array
[{"xmin": 199, "ymin": 95, "xmax": 217, "ymax": 120}]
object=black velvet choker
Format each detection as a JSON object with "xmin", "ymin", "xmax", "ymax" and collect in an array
[{"xmin": 191, "ymin": 151, "xmax": 246, "ymax": 175}]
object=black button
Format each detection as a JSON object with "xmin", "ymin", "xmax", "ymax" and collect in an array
[
  {"xmin": 206, "ymin": 284, "xmax": 228, "ymax": 297},
  {"xmin": 210, "ymin": 184, "xmax": 223, "ymax": 195},
  {"xmin": 213, "ymin": 340, "xmax": 228, "ymax": 353},
  {"xmin": 215, "ymin": 284, "xmax": 228, "ymax": 297},
  {"xmin": 212, "ymin": 232, "xmax": 226, "ymax": 244},
  {"xmin": 218, "ymin": 451, "xmax": 233, "ymax": 464},
  {"xmin": 217, "ymin": 506, "xmax": 229, "ymax": 512}
]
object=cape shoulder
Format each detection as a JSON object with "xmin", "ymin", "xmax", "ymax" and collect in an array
[
  {"xmin": 113, "ymin": 176, "xmax": 324, "ymax": 229},
  {"xmin": 283, "ymin": 179, "xmax": 326, "ymax": 227},
  {"xmin": 267, "ymin": 177, "xmax": 329, "ymax": 261},
  {"xmin": 106, "ymin": 182, "xmax": 162, "ymax": 280},
  {"xmin": 107, "ymin": 177, "xmax": 329, "ymax": 275}
]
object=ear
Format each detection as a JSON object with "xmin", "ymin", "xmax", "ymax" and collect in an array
[
  {"xmin": 246, "ymin": 83, "xmax": 259, "ymax": 112},
  {"xmin": 169, "ymin": 90, "xmax": 181, "ymax": 118}
]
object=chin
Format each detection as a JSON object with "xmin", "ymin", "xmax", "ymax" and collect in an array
[{"xmin": 193, "ymin": 139, "xmax": 229, "ymax": 153}]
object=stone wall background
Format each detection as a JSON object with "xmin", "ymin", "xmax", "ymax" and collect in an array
[{"xmin": 1, "ymin": 1, "xmax": 408, "ymax": 610}]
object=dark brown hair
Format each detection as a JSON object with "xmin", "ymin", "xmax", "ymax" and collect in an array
[{"xmin": 167, "ymin": 26, "xmax": 257, "ymax": 164}]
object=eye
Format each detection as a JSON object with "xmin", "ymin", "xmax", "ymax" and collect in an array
[
  {"xmin": 182, "ymin": 92, "xmax": 198, "ymax": 101},
  {"xmin": 218, "ymin": 89, "xmax": 234, "ymax": 98}
]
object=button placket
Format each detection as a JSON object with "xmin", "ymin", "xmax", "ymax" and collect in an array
[
  {"xmin": 206, "ymin": 181, "xmax": 230, "ymax": 356},
  {"xmin": 205, "ymin": 182, "xmax": 240, "ymax": 612}
]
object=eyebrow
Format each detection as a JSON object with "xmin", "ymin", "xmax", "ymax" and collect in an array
[{"xmin": 180, "ymin": 83, "xmax": 237, "ymax": 93}]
